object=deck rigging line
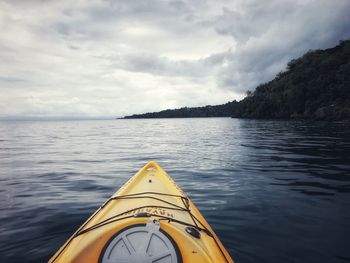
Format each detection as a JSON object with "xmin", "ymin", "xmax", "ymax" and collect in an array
[{"xmin": 51, "ymin": 192, "xmax": 230, "ymax": 263}]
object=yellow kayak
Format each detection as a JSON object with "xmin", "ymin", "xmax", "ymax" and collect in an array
[{"xmin": 49, "ymin": 161, "xmax": 234, "ymax": 263}]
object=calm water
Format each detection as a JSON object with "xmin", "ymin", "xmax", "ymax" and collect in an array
[{"xmin": 1, "ymin": 118, "xmax": 350, "ymax": 263}]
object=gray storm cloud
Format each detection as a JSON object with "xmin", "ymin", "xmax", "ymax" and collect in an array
[{"xmin": 0, "ymin": 0, "xmax": 349, "ymax": 119}]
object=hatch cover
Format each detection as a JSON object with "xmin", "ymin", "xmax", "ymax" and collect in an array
[{"xmin": 100, "ymin": 220, "xmax": 181, "ymax": 263}]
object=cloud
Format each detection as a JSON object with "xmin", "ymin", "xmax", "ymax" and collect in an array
[
  {"xmin": 0, "ymin": 0, "xmax": 349, "ymax": 118},
  {"xmin": 0, "ymin": 76, "xmax": 26, "ymax": 83},
  {"xmin": 212, "ymin": 0, "xmax": 350, "ymax": 92}
]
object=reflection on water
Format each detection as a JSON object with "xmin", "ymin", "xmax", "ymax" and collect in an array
[{"xmin": 0, "ymin": 118, "xmax": 350, "ymax": 263}]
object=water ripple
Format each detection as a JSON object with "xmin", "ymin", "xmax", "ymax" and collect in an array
[{"xmin": 0, "ymin": 119, "xmax": 350, "ymax": 263}]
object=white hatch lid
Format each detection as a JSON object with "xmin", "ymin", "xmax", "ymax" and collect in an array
[{"xmin": 100, "ymin": 220, "xmax": 180, "ymax": 263}]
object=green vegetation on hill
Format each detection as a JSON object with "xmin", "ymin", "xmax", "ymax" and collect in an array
[
  {"xmin": 123, "ymin": 40, "xmax": 350, "ymax": 121},
  {"xmin": 236, "ymin": 40, "xmax": 350, "ymax": 120}
]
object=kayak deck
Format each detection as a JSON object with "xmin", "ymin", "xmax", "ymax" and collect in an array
[{"xmin": 49, "ymin": 161, "xmax": 234, "ymax": 263}]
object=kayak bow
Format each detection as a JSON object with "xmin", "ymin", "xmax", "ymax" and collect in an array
[{"xmin": 49, "ymin": 161, "xmax": 234, "ymax": 263}]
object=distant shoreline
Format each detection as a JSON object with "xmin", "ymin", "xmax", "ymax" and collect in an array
[{"xmin": 121, "ymin": 39, "xmax": 350, "ymax": 122}]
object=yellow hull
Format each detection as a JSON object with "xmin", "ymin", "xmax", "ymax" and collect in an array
[{"xmin": 49, "ymin": 161, "xmax": 234, "ymax": 263}]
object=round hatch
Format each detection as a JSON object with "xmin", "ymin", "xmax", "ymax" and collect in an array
[{"xmin": 100, "ymin": 220, "xmax": 181, "ymax": 263}]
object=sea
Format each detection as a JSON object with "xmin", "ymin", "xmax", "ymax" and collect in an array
[{"xmin": 1, "ymin": 118, "xmax": 350, "ymax": 263}]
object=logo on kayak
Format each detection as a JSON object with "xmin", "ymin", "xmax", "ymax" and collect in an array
[{"xmin": 121, "ymin": 207, "xmax": 174, "ymax": 218}]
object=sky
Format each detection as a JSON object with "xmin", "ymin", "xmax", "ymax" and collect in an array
[{"xmin": 0, "ymin": 0, "xmax": 349, "ymax": 119}]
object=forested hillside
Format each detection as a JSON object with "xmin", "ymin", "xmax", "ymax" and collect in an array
[
  {"xmin": 235, "ymin": 40, "xmax": 350, "ymax": 120},
  {"xmin": 123, "ymin": 40, "xmax": 350, "ymax": 121}
]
